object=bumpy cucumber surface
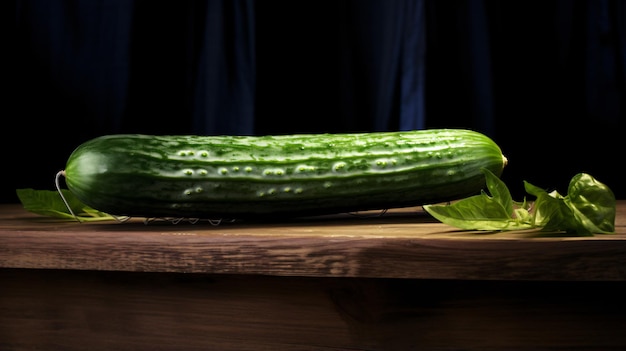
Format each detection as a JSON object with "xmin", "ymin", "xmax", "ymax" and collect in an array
[{"xmin": 64, "ymin": 129, "xmax": 507, "ymax": 219}]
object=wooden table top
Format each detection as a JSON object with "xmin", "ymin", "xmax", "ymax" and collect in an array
[{"xmin": 1, "ymin": 202, "xmax": 625, "ymax": 281}]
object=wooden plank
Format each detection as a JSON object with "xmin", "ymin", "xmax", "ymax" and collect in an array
[
  {"xmin": 2, "ymin": 268, "xmax": 626, "ymax": 351},
  {"xmin": 1, "ymin": 203, "xmax": 625, "ymax": 280}
]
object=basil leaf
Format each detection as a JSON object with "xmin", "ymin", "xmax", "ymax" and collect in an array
[
  {"xmin": 16, "ymin": 188, "xmax": 115, "ymax": 221},
  {"xmin": 423, "ymin": 168, "xmax": 534, "ymax": 231},
  {"xmin": 424, "ymin": 193, "xmax": 532, "ymax": 231},
  {"xmin": 484, "ymin": 166, "xmax": 514, "ymax": 215},
  {"xmin": 526, "ymin": 186, "xmax": 586, "ymax": 235},
  {"xmin": 565, "ymin": 173, "xmax": 616, "ymax": 234}
]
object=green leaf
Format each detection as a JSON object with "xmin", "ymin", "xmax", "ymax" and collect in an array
[
  {"xmin": 16, "ymin": 188, "xmax": 116, "ymax": 221},
  {"xmin": 424, "ymin": 194, "xmax": 533, "ymax": 231},
  {"xmin": 530, "ymin": 189, "xmax": 584, "ymax": 235},
  {"xmin": 483, "ymin": 167, "xmax": 514, "ymax": 215},
  {"xmin": 423, "ymin": 168, "xmax": 534, "ymax": 231},
  {"xmin": 565, "ymin": 173, "xmax": 616, "ymax": 234}
]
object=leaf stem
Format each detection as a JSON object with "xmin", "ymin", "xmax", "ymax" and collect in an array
[{"xmin": 55, "ymin": 170, "xmax": 81, "ymax": 223}]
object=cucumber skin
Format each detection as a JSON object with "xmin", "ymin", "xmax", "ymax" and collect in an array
[{"xmin": 64, "ymin": 129, "xmax": 507, "ymax": 219}]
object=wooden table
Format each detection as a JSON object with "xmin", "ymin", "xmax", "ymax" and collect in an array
[{"xmin": 1, "ymin": 202, "xmax": 626, "ymax": 350}]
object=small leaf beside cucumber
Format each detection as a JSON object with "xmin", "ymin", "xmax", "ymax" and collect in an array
[{"xmin": 16, "ymin": 188, "xmax": 115, "ymax": 221}]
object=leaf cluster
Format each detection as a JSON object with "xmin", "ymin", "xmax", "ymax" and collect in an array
[{"xmin": 423, "ymin": 170, "xmax": 616, "ymax": 236}]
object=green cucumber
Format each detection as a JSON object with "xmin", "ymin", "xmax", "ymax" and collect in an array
[{"xmin": 63, "ymin": 129, "xmax": 508, "ymax": 219}]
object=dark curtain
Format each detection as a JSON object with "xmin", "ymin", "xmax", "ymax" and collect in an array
[
  {"xmin": 254, "ymin": 0, "xmax": 425, "ymax": 134},
  {"xmin": 5, "ymin": 0, "xmax": 625, "ymax": 203},
  {"xmin": 484, "ymin": 1, "xmax": 625, "ymax": 198},
  {"xmin": 7, "ymin": 0, "xmax": 256, "ymax": 203}
]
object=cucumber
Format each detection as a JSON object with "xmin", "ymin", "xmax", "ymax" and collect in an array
[{"xmin": 63, "ymin": 129, "xmax": 508, "ymax": 219}]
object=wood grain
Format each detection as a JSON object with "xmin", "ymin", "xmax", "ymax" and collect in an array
[
  {"xmin": 1, "ymin": 202, "xmax": 626, "ymax": 280},
  {"xmin": 2, "ymin": 203, "xmax": 626, "ymax": 350}
]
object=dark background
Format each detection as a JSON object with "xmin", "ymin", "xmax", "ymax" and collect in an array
[{"xmin": 5, "ymin": 0, "xmax": 625, "ymax": 204}]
